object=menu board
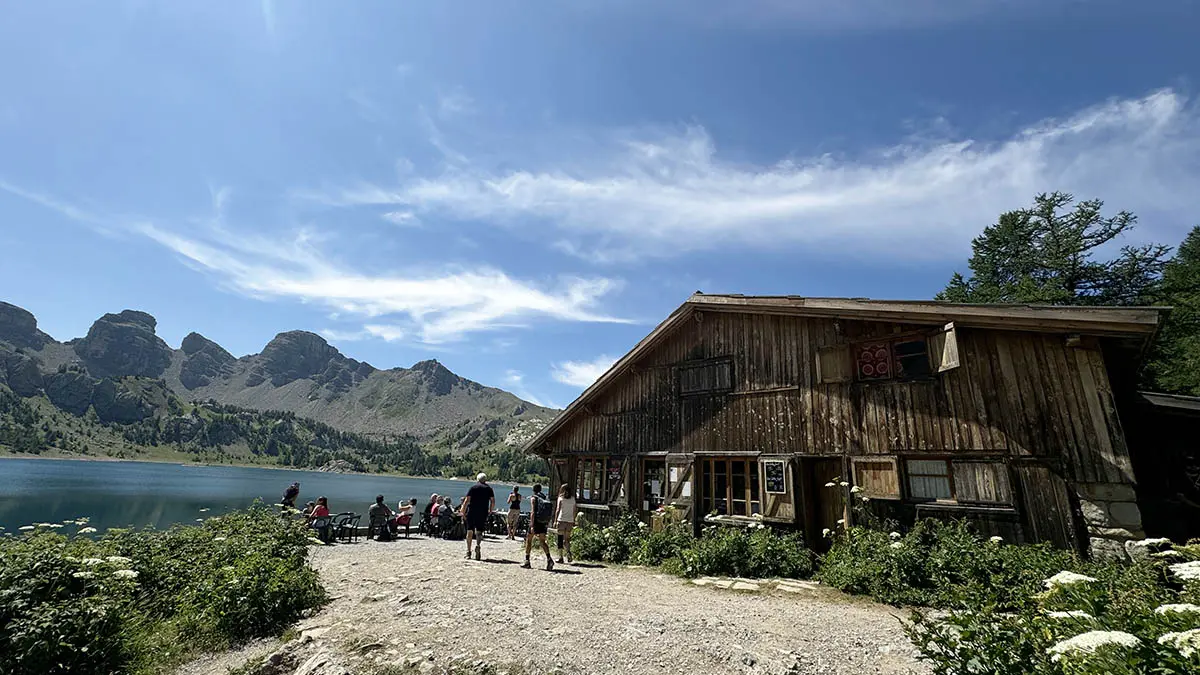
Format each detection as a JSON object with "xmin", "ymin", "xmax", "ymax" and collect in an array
[{"xmin": 763, "ymin": 459, "xmax": 787, "ymax": 494}]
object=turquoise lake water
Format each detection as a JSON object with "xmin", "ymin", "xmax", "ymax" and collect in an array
[{"xmin": 0, "ymin": 458, "xmax": 524, "ymax": 532}]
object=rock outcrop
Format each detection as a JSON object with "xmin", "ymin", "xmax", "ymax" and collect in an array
[
  {"xmin": 245, "ymin": 331, "xmax": 373, "ymax": 393},
  {"xmin": 0, "ymin": 301, "xmax": 53, "ymax": 350},
  {"xmin": 91, "ymin": 378, "xmax": 155, "ymax": 424},
  {"xmin": 44, "ymin": 369, "xmax": 95, "ymax": 415},
  {"xmin": 74, "ymin": 310, "xmax": 172, "ymax": 379},
  {"xmin": 411, "ymin": 359, "xmax": 461, "ymax": 397},
  {"xmin": 179, "ymin": 332, "xmax": 237, "ymax": 389},
  {"xmin": 0, "ymin": 347, "xmax": 43, "ymax": 396}
]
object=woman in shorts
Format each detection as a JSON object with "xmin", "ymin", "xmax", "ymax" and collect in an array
[{"xmin": 553, "ymin": 484, "xmax": 577, "ymax": 564}]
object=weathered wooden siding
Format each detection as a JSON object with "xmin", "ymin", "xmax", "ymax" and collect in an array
[{"xmin": 541, "ymin": 310, "xmax": 1133, "ymax": 486}]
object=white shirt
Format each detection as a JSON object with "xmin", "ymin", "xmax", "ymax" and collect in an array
[{"xmin": 556, "ymin": 496, "xmax": 577, "ymax": 524}]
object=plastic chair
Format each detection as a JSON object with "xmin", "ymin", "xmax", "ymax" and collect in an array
[
  {"xmin": 309, "ymin": 516, "xmax": 333, "ymax": 544},
  {"xmin": 333, "ymin": 513, "xmax": 360, "ymax": 543},
  {"xmin": 367, "ymin": 514, "xmax": 392, "ymax": 541}
]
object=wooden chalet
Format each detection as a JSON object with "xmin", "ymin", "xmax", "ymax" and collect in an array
[{"xmin": 524, "ymin": 293, "xmax": 1177, "ymax": 560}]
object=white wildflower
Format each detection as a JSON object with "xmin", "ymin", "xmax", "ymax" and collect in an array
[
  {"xmin": 1155, "ymin": 603, "xmax": 1200, "ymax": 616},
  {"xmin": 213, "ymin": 536, "xmax": 228, "ymax": 541},
  {"xmin": 890, "ymin": 542, "xmax": 903, "ymax": 549},
  {"xmin": 19, "ymin": 525, "xmax": 34, "ymax": 531},
  {"xmin": 836, "ymin": 519, "xmax": 845, "ymax": 526},
  {"xmin": 195, "ymin": 518, "xmax": 204, "ymax": 522},
  {"xmin": 82, "ymin": 558, "xmax": 105, "ymax": 566},
  {"xmin": 1169, "ymin": 561, "xmax": 1200, "ymax": 582},
  {"xmin": 1046, "ymin": 610, "xmax": 1093, "ymax": 620},
  {"xmin": 47, "ymin": 523, "xmax": 63, "ymax": 529},
  {"xmin": 1153, "ymin": 550, "xmax": 1185, "ymax": 560},
  {"xmin": 839, "ymin": 481, "xmax": 849, "ymax": 487},
  {"xmin": 850, "ymin": 486, "xmax": 863, "ymax": 494},
  {"xmin": 72, "ymin": 571, "xmax": 95, "ymax": 579},
  {"xmin": 1047, "ymin": 631, "xmax": 1139, "ymax": 662},
  {"xmin": 821, "ymin": 528, "xmax": 831, "ymax": 538},
  {"xmin": 989, "ymin": 536, "xmax": 1004, "ymax": 544},
  {"xmin": 78, "ymin": 527, "xmax": 98, "ymax": 534},
  {"xmin": 860, "ymin": 496, "xmax": 870, "ymax": 503},
  {"xmin": 889, "ymin": 532, "xmax": 901, "ymax": 540},
  {"xmin": 105, "ymin": 556, "xmax": 132, "ymax": 565},
  {"xmin": 1044, "ymin": 571, "xmax": 1098, "ymax": 589},
  {"xmin": 1159, "ymin": 629, "xmax": 1200, "ymax": 658},
  {"xmin": 199, "ymin": 508, "xmax": 210, "ymax": 512},
  {"xmin": 823, "ymin": 482, "xmax": 837, "ymax": 488},
  {"xmin": 112, "ymin": 569, "xmax": 139, "ymax": 580},
  {"xmin": 637, "ymin": 522, "xmax": 647, "ymax": 529}
]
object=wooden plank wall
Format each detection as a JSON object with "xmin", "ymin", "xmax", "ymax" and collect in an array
[{"xmin": 540, "ymin": 311, "xmax": 1136, "ymax": 487}]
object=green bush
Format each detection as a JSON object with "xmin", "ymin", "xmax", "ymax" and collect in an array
[
  {"xmin": 571, "ymin": 514, "xmax": 814, "ymax": 580},
  {"xmin": 0, "ymin": 505, "xmax": 326, "ymax": 675},
  {"xmin": 818, "ymin": 519, "xmax": 1077, "ymax": 610}
]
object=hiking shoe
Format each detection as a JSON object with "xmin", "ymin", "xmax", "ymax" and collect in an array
[
  {"xmin": 465, "ymin": 551, "xmax": 471, "ymax": 559},
  {"xmin": 475, "ymin": 547, "xmax": 481, "ymax": 561},
  {"xmin": 557, "ymin": 557, "xmax": 564, "ymax": 564},
  {"xmin": 546, "ymin": 558, "xmax": 555, "ymax": 571},
  {"xmin": 521, "ymin": 560, "xmax": 531, "ymax": 569}
]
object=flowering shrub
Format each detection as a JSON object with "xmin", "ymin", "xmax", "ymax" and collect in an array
[
  {"xmin": 818, "ymin": 519, "xmax": 1077, "ymax": 610},
  {"xmin": 905, "ymin": 541, "xmax": 1200, "ymax": 674},
  {"xmin": 0, "ymin": 505, "xmax": 326, "ymax": 675}
]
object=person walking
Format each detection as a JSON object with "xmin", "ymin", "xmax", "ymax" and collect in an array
[
  {"xmin": 553, "ymin": 484, "xmax": 578, "ymax": 564},
  {"xmin": 522, "ymin": 484, "xmax": 554, "ymax": 570},
  {"xmin": 505, "ymin": 487, "xmax": 522, "ymax": 540},
  {"xmin": 460, "ymin": 473, "xmax": 495, "ymax": 560}
]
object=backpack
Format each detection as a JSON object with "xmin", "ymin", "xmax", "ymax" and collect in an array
[{"xmin": 533, "ymin": 494, "xmax": 554, "ymax": 524}]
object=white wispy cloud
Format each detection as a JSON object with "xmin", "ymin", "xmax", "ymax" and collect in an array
[
  {"xmin": 0, "ymin": 183, "xmax": 630, "ymax": 345},
  {"xmin": 437, "ymin": 88, "xmax": 476, "ymax": 119},
  {"xmin": 382, "ymin": 210, "xmax": 419, "ymax": 227},
  {"xmin": 551, "ymin": 354, "xmax": 617, "ymax": 388},
  {"xmin": 309, "ymin": 89, "xmax": 1200, "ymax": 263},
  {"xmin": 260, "ymin": 0, "xmax": 276, "ymax": 38},
  {"xmin": 502, "ymin": 368, "xmax": 555, "ymax": 408}
]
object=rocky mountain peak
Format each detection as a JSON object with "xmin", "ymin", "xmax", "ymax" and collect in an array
[
  {"xmin": 0, "ymin": 301, "xmax": 53, "ymax": 350},
  {"xmin": 246, "ymin": 330, "xmax": 374, "ymax": 391},
  {"xmin": 74, "ymin": 309, "xmax": 172, "ymax": 379},
  {"xmin": 411, "ymin": 358, "xmax": 461, "ymax": 396},
  {"xmin": 179, "ymin": 332, "xmax": 237, "ymax": 389}
]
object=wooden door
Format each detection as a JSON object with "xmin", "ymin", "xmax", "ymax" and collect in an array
[
  {"xmin": 800, "ymin": 458, "xmax": 846, "ymax": 550},
  {"xmin": 1015, "ymin": 462, "xmax": 1078, "ymax": 551},
  {"xmin": 665, "ymin": 455, "xmax": 696, "ymax": 527}
]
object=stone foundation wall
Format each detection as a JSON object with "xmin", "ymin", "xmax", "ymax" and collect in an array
[{"xmin": 1075, "ymin": 482, "xmax": 1144, "ymax": 561}]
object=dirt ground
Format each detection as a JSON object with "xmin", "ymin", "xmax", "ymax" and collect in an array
[{"xmin": 180, "ymin": 533, "xmax": 929, "ymax": 675}]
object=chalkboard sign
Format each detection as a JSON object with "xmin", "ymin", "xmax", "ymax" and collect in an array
[{"xmin": 763, "ymin": 459, "xmax": 787, "ymax": 494}]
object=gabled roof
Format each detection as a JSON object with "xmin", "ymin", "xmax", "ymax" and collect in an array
[{"xmin": 525, "ymin": 293, "xmax": 1169, "ymax": 455}]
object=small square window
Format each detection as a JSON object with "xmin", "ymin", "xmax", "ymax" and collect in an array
[{"xmin": 906, "ymin": 459, "xmax": 952, "ymax": 500}]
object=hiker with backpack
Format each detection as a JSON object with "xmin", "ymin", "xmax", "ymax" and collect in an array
[{"xmin": 522, "ymin": 483, "xmax": 555, "ymax": 570}]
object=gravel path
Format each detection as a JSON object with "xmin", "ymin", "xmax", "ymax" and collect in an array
[{"xmin": 185, "ymin": 534, "xmax": 928, "ymax": 675}]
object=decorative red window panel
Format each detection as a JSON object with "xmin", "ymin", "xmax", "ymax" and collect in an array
[{"xmin": 855, "ymin": 342, "xmax": 892, "ymax": 380}]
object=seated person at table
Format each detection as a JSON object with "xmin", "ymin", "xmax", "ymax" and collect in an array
[
  {"xmin": 394, "ymin": 498, "xmax": 417, "ymax": 538},
  {"xmin": 437, "ymin": 497, "xmax": 455, "ymax": 534},
  {"xmin": 368, "ymin": 495, "xmax": 395, "ymax": 540},
  {"xmin": 307, "ymin": 496, "xmax": 332, "ymax": 541}
]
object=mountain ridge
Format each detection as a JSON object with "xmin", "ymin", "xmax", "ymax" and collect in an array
[{"xmin": 0, "ymin": 301, "xmax": 556, "ymax": 478}]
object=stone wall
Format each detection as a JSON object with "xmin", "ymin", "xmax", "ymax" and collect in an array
[{"xmin": 1076, "ymin": 482, "xmax": 1144, "ymax": 561}]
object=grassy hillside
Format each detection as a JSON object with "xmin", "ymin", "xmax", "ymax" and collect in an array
[{"xmin": 0, "ymin": 385, "xmax": 548, "ymax": 483}]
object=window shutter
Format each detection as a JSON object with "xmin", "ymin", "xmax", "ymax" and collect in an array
[
  {"xmin": 953, "ymin": 461, "xmax": 1013, "ymax": 505},
  {"xmin": 816, "ymin": 346, "xmax": 852, "ymax": 383},
  {"xmin": 928, "ymin": 322, "xmax": 961, "ymax": 373}
]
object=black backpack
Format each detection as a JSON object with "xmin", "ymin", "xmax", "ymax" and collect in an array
[{"xmin": 533, "ymin": 494, "xmax": 554, "ymax": 524}]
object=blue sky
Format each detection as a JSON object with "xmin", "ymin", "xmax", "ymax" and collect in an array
[{"xmin": 2, "ymin": 1, "xmax": 1198, "ymax": 408}]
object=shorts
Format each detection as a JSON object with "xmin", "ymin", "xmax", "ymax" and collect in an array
[
  {"xmin": 507, "ymin": 510, "xmax": 520, "ymax": 528},
  {"xmin": 466, "ymin": 513, "xmax": 488, "ymax": 533},
  {"xmin": 556, "ymin": 521, "xmax": 575, "ymax": 536},
  {"xmin": 531, "ymin": 520, "xmax": 549, "ymax": 535}
]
